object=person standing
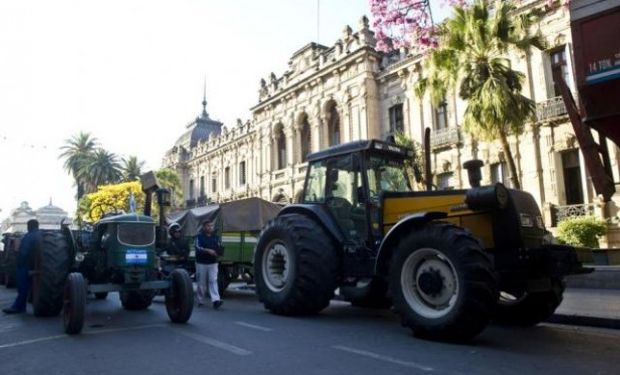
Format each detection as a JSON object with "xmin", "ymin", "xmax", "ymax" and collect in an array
[
  {"xmin": 194, "ymin": 220, "xmax": 223, "ymax": 309},
  {"xmin": 3, "ymin": 219, "xmax": 41, "ymax": 314}
]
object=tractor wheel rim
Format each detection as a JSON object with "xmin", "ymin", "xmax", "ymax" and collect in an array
[
  {"xmin": 262, "ymin": 240, "xmax": 290, "ymax": 292},
  {"xmin": 401, "ymin": 247, "xmax": 459, "ymax": 319}
]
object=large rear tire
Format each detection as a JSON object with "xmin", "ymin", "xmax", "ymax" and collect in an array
[
  {"xmin": 63, "ymin": 272, "xmax": 86, "ymax": 335},
  {"xmin": 33, "ymin": 231, "xmax": 71, "ymax": 317},
  {"xmin": 390, "ymin": 223, "xmax": 498, "ymax": 342},
  {"xmin": 165, "ymin": 269, "xmax": 194, "ymax": 323},
  {"xmin": 120, "ymin": 290, "xmax": 155, "ymax": 310},
  {"xmin": 254, "ymin": 213, "xmax": 339, "ymax": 316},
  {"xmin": 495, "ymin": 279, "xmax": 565, "ymax": 326}
]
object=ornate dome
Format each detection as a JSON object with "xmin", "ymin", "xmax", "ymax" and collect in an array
[{"xmin": 174, "ymin": 95, "xmax": 223, "ymax": 149}]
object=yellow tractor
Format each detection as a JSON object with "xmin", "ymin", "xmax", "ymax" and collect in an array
[{"xmin": 254, "ymin": 139, "xmax": 591, "ymax": 341}]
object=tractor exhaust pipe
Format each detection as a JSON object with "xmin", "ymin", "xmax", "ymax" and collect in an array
[
  {"xmin": 424, "ymin": 128, "xmax": 432, "ymax": 191},
  {"xmin": 463, "ymin": 160, "xmax": 484, "ymax": 188}
]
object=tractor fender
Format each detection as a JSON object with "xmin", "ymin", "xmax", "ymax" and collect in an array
[
  {"xmin": 374, "ymin": 211, "xmax": 447, "ymax": 276},
  {"xmin": 278, "ymin": 204, "xmax": 345, "ymax": 244}
]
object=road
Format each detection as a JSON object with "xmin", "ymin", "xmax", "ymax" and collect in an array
[{"xmin": 0, "ymin": 284, "xmax": 618, "ymax": 375}]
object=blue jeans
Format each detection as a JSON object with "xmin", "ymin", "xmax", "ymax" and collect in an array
[{"xmin": 12, "ymin": 267, "xmax": 31, "ymax": 311}]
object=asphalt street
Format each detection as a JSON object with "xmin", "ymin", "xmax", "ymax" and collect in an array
[{"xmin": 0, "ymin": 285, "xmax": 618, "ymax": 375}]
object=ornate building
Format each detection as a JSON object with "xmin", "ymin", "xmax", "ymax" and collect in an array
[
  {"xmin": 163, "ymin": 1, "xmax": 620, "ymax": 244},
  {"xmin": 0, "ymin": 200, "xmax": 70, "ymax": 233}
]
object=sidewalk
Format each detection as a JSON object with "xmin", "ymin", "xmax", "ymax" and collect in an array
[{"xmin": 550, "ymin": 266, "xmax": 620, "ymax": 329}]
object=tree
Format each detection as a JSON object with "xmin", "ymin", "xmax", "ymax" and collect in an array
[
  {"xmin": 78, "ymin": 181, "xmax": 144, "ymax": 222},
  {"xmin": 122, "ymin": 155, "xmax": 145, "ymax": 182},
  {"xmin": 59, "ymin": 132, "xmax": 99, "ymax": 200},
  {"xmin": 394, "ymin": 131, "xmax": 427, "ymax": 190},
  {"xmin": 79, "ymin": 149, "xmax": 122, "ymax": 193},
  {"xmin": 155, "ymin": 168, "xmax": 184, "ymax": 208},
  {"xmin": 413, "ymin": 0, "xmax": 545, "ymax": 189}
]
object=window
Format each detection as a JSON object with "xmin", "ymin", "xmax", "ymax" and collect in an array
[
  {"xmin": 550, "ymin": 46, "xmax": 569, "ymax": 97},
  {"xmin": 276, "ymin": 126, "xmax": 286, "ymax": 170},
  {"xmin": 437, "ymin": 172, "xmax": 454, "ymax": 190},
  {"xmin": 303, "ymin": 160, "xmax": 326, "ymax": 203},
  {"xmin": 225, "ymin": 167, "xmax": 231, "ymax": 189},
  {"xmin": 490, "ymin": 162, "xmax": 511, "ymax": 188},
  {"xmin": 434, "ymin": 101, "xmax": 448, "ymax": 130},
  {"xmin": 199, "ymin": 176, "xmax": 205, "ymax": 196},
  {"xmin": 389, "ymin": 104, "xmax": 404, "ymax": 133},
  {"xmin": 300, "ymin": 117, "xmax": 311, "ymax": 162},
  {"xmin": 366, "ymin": 156, "xmax": 412, "ymax": 200},
  {"xmin": 561, "ymin": 150, "xmax": 583, "ymax": 204},
  {"xmin": 211, "ymin": 175, "xmax": 217, "ymax": 193},
  {"xmin": 328, "ymin": 104, "xmax": 340, "ymax": 146},
  {"xmin": 239, "ymin": 161, "xmax": 246, "ymax": 186},
  {"xmin": 189, "ymin": 179, "xmax": 194, "ymax": 199}
]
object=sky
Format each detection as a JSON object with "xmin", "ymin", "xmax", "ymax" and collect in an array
[{"xmin": 0, "ymin": 0, "xmax": 450, "ymax": 219}]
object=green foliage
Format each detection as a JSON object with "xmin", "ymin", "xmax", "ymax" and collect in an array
[
  {"xmin": 556, "ymin": 216, "xmax": 607, "ymax": 248},
  {"xmin": 122, "ymin": 155, "xmax": 145, "ymax": 182},
  {"xmin": 393, "ymin": 131, "xmax": 425, "ymax": 190}
]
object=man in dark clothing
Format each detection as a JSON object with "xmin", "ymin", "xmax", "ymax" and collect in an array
[
  {"xmin": 3, "ymin": 219, "xmax": 40, "ymax": 314},
  {"xmin": 194, "ymin": 220, "xmax": 223, "ymax": 309},
  {"xmin": 166, "ymin": 223, "xmax": 190, "ymax": 259}
]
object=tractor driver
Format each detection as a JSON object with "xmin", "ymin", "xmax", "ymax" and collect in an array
[{"xmin": 166, "ymin": 223, "xmax": 190, "ymax": 259}]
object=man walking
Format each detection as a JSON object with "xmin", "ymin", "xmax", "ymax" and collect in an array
[
  {"xmin": 3, "ymin": 219, "xmax": 41, "ymax": 314},
  {"xmin": 194, "ymin": 220, "xmax": 223, "ymax": 309}
]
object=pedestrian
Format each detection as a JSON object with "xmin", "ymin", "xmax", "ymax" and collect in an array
[
  {"xmin": 194, "ymin": 220, "xmax": 223, "ymax": 309},
  {"xmin": 167, "ymin": 223, "xmax": 190, "ymax": 259},
  {"xmin": 3, "ymin": 219, "xmax": 41, "ymax": 314}
]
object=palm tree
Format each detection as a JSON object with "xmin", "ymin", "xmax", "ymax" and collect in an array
[
  {"xmin": 415, "ymin": 0, "xmax": 545, "ymax": 189},
  {"xmin": 122, "ymin": 155, "xmax": 145, "ymax": 182},
  {"xmin": 59, "ymin": 132, "xmax": 99, "ymax": 200},
  {"xmin": 79, "ymin": 149, "xmax": 122, "ymax": 193}
]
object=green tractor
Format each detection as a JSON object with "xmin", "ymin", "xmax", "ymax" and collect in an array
[
  {"xmin": 32, "ymin": 174, "xmax": 193, "ymax": 334},
  {"xmin": 254, "ymin": 138, "xmax": 592, "ymax": 341}
]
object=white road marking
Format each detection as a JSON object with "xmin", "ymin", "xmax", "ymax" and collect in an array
[
  {"xmin": 234, "ymin": 321, "xmax": 273, "ymax": 332},
  {"xmin": 0, "ymin": 334, "xmax": 67, "ymax": 349},
  {"xmin": 333, "ymin": 345, "xmax": 434, "ymax": 372},
  {"xmin": 0, "ymin": 324, "xmax": 165, "ymax": 350},
  {"xmin": 175, "ymin": 330, "xmax": 252, "ymax": 356}
]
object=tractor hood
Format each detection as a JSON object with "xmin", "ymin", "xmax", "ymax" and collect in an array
[{"xmin": 98, "ymin": 213, "xmax": 155, "ymax": 225}]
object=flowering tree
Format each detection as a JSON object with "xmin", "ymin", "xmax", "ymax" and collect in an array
[{"xmin": 370, "ymin": 0, "xmax": 568, "ymax": 52}]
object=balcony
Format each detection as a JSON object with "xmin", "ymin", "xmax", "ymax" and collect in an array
[
  {"xmin": 431, "ymin": 127, "xmax": 461, "ymax": 149},
  {"xmin": 536, "ymin": 96, "xmax": 568, "ymax": 123},
  {"xmin": 551, "ymin": 203, "xmax": 596, "ymax": 227}
]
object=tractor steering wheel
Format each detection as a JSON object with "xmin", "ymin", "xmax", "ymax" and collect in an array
[{"xmin": 88, "ymin": 203, "xmax": 120, "ymax": 222}]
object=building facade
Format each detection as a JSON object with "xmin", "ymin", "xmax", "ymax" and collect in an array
[
  {"xmin": 0, "ymin": 200, "xmax": 70, "ymax": 234},
  {"xmin": 163, "ymin": 1, "xmax": 620, "ymax": 244}
]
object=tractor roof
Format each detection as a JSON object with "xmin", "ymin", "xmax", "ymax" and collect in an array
[
  {"xmin": 306, "ymin": 139, "xmax": 413, "ymax": 162},
  {"xmin": 98, "ymin": 213, "xmax": 155, "ymax": 225}
]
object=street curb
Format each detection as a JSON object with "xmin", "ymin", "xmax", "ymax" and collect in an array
[{"xmin": 548, "ymin": 314, "xmax": 620, "ymax": 330}]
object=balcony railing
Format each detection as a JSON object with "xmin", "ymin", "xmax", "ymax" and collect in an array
[
  {"xmin": 536, "ymin": 96, "xmax": 568, "ymax": 123},
  {"xmin": 431, "ymin": 127, "xmax": 461, "ymax": 149},
  {"xmin": 551, "ymin": 203, "xmax": 596, "ymax": 226}
]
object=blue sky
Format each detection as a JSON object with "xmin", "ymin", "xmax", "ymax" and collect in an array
[{"xmin": 0, "ymin": 0, "xmax": 451, "ymax": 218}]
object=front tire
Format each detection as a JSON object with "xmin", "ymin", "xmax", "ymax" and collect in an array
[
  {"xmin": 33, "ymin": 231, "xmax": 71, "ymax": 317},
  {"xmin": 63, "ymin": 273, "xmax": 86, "ymax": 334},
  {"xmin": 165, "ymin": 269, "xmax": 194, "ymax": 323},
  {"xmin": 254, "ymin": 213, "xmax": 339, "ymax": 315},
  {"xmin": 390, "ymin": 223, "xmax": 498, "ymax": 342},
  {"xmin": 495, "ymin": 279, "xmax": 565, "ymax": 326}
]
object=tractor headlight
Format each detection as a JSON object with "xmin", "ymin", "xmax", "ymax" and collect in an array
[
  {"xmin": 465, "ymin": 183, "xmax": 510, "ymax": 211},
  {"xmin": 75, "ymin": 252, "xmax": 85, "ymax": 262}
]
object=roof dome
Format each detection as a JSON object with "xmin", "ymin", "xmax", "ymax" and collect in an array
[
  {"xmin": 36, "ymin": 200, "xmax": 67, "ymax": 216},
  {"xmin": 174, "ymin": 94, "xmax": 223, "ymax": 149}
]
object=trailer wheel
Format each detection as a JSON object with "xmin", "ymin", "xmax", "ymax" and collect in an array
[
  {"xmin": 63, "ymin": 273, "xmax": 86, "ymax": 335},
  {"xmin": 390, "ymin": 223, "xmax": 498, "ymax": 342},
  {"xmin": 33, "ymin": 231, "xmax": 71, "ymax": 317},
  {"xmin": 217, "ymin": 265, "xmax": 233, "ymax": 297},
  {"xmin": 165, "ymin": 269, "xmax": 194, "ymax": 323},
  {"xmin": 496, "ymin": 279, "xmax": 565, "ymax": 326},
  {"xmin": 120, "ymin": 290, "xmax": 155, "ymax": 310},
  {"xmin": 255, "ymin": 213, "xmax": 339, "ymax": 315}
]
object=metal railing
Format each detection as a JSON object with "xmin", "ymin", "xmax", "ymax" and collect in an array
[
  {"xmin": 431, "ymin": 127, "xmax": 461, "ymax": 148},
  {"xmin": 552, "ymin": 203, "xmax": 596, "ymax": 226},
  {"xmin": 536, "ymin": 96, "xmax": 568, "ymax": 123}
]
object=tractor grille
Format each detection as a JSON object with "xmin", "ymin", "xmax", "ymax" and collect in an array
[{"xmin": 118, "ymin": 224, "xmax": 155, "ymax": 246}]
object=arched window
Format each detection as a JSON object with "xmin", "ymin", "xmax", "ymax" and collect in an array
[
  {"xmin": 327, "ymin": 104, "xmax": 340, "ymax": 146},
  {"xmin": 300, "ymin": 116, "xmax": 311, "ymax": 162},
  {"xmin": 276, "ymin": 125, "xmax": 286, "ymax": 170}
]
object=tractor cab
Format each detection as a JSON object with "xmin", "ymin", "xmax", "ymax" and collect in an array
[{"xmin": 302, "ymin": 139, "xmax": 413, "ymax": 248}]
